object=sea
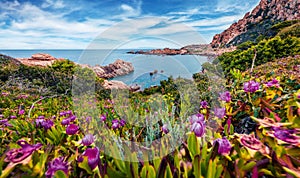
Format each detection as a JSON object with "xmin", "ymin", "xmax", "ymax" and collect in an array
[{"xmin": 0, "ymin": 49, "xmax": 210, "ymax": 89}]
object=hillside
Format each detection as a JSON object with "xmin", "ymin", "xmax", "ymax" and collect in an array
[{"xmin": 211, "ymin": 0, "xmax": 300, "ymax": 47}]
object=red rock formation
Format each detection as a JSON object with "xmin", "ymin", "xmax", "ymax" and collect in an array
[
  {"xmin": 16, "ymin": 53, "xmax": 64, "ymax": 67},
  {"xmin": 92, "ymin": 59, "xmax": 134, "ymax": 79},
  {"xmin": 211, "ymin": 0, "xmax": 300, "ymax": 47}
]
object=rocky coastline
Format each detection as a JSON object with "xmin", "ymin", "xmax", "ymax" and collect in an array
[
  {"xmin": 15, "ymin": 53, "xmax": 133, "ymax": 90},
  {"xmin": 127, "ymin": 45, "xmax": 235, "ymax": 57},
  {"xmin": 127, "ymin": 47, "xmax": 189, "ymax": 55}
]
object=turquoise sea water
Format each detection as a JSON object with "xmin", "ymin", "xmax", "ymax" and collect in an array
[{"xmin": 0, "ymin": 49, "xmax": 209, "ymax": 89}]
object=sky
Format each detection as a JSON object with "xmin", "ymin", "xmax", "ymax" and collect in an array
[{"xmin": 0, "ymin": 0, "xmax": 260, "ymax": 49}]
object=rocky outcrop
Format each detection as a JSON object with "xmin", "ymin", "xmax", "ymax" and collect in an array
[
  {"xmin": 211, "ymin": 0, "xmax": 300, "ymax": 47},
  {"xmin": 128, "ymin": 48, "xmax": 189, "ymax": 55},
  {"xmin": 102, "ymin": 80, "xmax": 129, "ymax": 90},
  {"xmin": 16, "ymin": 53, "xmax": 64, "ymax": 67},
  {"xmin": 182, "ymin": 44, "xmax": 236, "ymax": 56},
  {"xmin": 91, "ymin": 59, "xmax": 134, "ymax": 79}
]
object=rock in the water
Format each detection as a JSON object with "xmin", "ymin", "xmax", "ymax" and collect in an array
[{"xmin": 92, "ymin": 59, "xmax": 134, "ymax": 79}]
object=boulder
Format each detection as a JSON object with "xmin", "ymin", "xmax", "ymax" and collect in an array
[
  {"xmin": 30, "ymin": 53, "xmax": 55, "ymax": 61},
  {"xmin": 102, "ymin": 80, "xmax": 129, "ymax": 90}
]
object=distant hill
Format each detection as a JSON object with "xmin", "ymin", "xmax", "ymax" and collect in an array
[{"xmin": 210, "ymin": 0, "xmax": 300, "ymax": 48}]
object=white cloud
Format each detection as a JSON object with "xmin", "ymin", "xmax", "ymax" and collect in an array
[
  {"xmin": 42, "ymin": 0, "xmax": 65, "ymax": 9},
  {"xmin": 186, "ymin": 15, "xmax": 243, "ymax": 27},
  {"xmin": 121, "ymin": 4, "xmax": 134, "ymax": 12},
  {"xmin": 0, "ymin": 0, "xmax": 259, "ymax": 49},
  {"xmin": 114, "ymin": 0, "xmax": 142, "ymax": 20},
  {"xmin": 88, "ymin": 17, "xmax": 206, "ymax": 49},
  {"xmin": 0, "ymin": 1, "xmax": 115, "ymax": 49}
]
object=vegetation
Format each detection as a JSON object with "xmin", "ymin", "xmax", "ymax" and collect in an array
[
  {"xmin": 202, "ymin": 21, "xmax": 300, "ymax": 76},
  {"xmin": 0, "ymin": 19, "xmax": 300, "ymax": 177}
]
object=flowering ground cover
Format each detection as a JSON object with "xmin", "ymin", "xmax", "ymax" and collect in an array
[{"xmin": 0, "ymin": 54, "xmax": 299, "ymax": 177}]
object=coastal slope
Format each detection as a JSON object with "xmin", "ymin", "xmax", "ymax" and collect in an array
[{"xmin": 211, "ymin": 0, "xmax": 300, "ymax": 47}]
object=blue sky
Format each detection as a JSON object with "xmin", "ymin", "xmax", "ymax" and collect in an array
[{"xmin": 0, "ymin": 0, "xmax": 260, "ymax": 49}]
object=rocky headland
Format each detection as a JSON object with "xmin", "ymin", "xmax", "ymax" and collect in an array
[
  {"xmin": 127, "ymin": 48, "xmax": 189, "ymax": 55},
  {"xmin": 127, "ymin": 45, "xmax": 236, "ymax": 57}
]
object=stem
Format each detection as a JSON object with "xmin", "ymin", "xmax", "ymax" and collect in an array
[
  {"xmin": 27, "ymin": 89, "xmax": 69, "ymax": 118},
  {"xmin": 250, "ymin": 48, "xmax": 257, "ymax": 75}
]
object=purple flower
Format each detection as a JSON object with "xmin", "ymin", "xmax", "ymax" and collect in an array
[
  {"xmin": 0, "ymin": 114, "xmax": 3, "ymax": 118},
  {"xmin": 59, "ymin": 111, "xmax": 67, "ymax": 117},
  {"xmin": 35, "ymin": 118, "xmax": 45, "ymax": 127},
  {"xmin": 219, "ymin": 91, "xmax": 231, "ymax": 102},
  {"xmin": 69, "ymin": 115, "xmax": 76, "ymax": 121},
  {"xmin": 10, "ymin": 115, "xmax": 17, "ymax": 119},
  {"xmin": 190, "ymin": 122, "xmax": 205, "ymax": 137},
  {"xmin": 45, "ymin": 157, "xmax": 69, "ymax": 178},
  {"xmin": 100, "ymin": 114, "xmax": 106, "ymax": 122},
  {"xmin": 4, "ymin": 140, "xmax": 42, "ymax": 163},
  {"xmin": 297, "ymin": 94, "xmax": 300, "ymax": 99},
  {"xmin": 1, "ymin": 92, "xmax": 9, "ymax": 96},
  {"xmin": 0, "ymin": 119, "xmax": 12, "ymax": 127},
  {"xmin": 273, "ymin": 127, "xmax": 300, "ymax": 144},
  {"xmin": 52, "ymin": 115, "xmax": 56, "ymax": 119},
  {"xmin": 66, "ymin": 124, "xmax": 79, "ymax": 135},
  {"xmin": 35, "ymin": 118, "xmax": 53, "ymax": 130},
  {"xmin": 200, "ymin": 101, "xmax": 208, "ymax": 108},
  {"xmin": 86, "ymin": 116, "xmax": 92, "ymax": 123},
  {"xmin": 19, "ymin": 109, "xmax": 25, "ymax": 115},
  {"xmin": 41, "ymin": 120, "xmax": 54, "ymax": 130},
  {"xmin": 0, "ymin": 119, "xmax": 8, "ymax": 124},
  {"xmin": 120, "ymin": 119, "xmax": 126, "ymax": 127},
  {"xmin": 266, "ymin": 79, "xmax": 280, "ymax": 88},
  {"xmin": 66, "ymin": 110, "xmax": 72, "ymax": 115},
  {"xmin": 38, "ymin": 115, "xmax": 45, "ymax": 120},
  {"xmin": 78, "ymin": 147, "xmax": 100, "ymax": 170},
  {"xmin": 61, "ymin": 118, "xmax": 70, "ymax": 126},
  {"xmin": 111, "ymin": 119, "xmax": 120, "ymax": 129},
  {"xmin": 189, "ymin": 113, "xmax": 205, "ymax": 124},
  {"xmin": 162, "ymin": 124, "xmax": 169, "ymax": 134},
  {"xmin": 214, "ymin": 138, "xmax": 232, "ymax": 155},
  {"xmin": 243, "ymin": 80, "xmax": 260, "ymax": 93},
  {"xmin": 214, "ymin": 107, "xmax": 226, "ymax": 119},
  {"xmin": 82, "ymin": 134, "xmax": 95, "ymax": 146},
  {"xmin": 240, "ymin": 134, "xmax": 263, "ymax": 150}
]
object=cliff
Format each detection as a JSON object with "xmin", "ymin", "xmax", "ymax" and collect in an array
[{"xmin": 211, "ymin": 0, "xmax": 300, "ymax": 47}]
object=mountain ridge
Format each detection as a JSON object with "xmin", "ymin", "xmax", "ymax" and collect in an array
[{"xmin": 210, "ymin": 0, "xmax": 300, "ymax": 47}]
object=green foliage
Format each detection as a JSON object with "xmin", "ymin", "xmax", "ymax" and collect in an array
[
  {"xmin": 51, "ymin": 59, "xmax": 75, "ymax": 75},
  {"xmin": 271, "ymin": 20, "xmax": 300, "ymax": 31},
  {"xmin": 277, "ymin": 22, "xmax": 300, "ymax": 39},
  {"xmin": 237, "ymin": 41, "xmax": 256, "ymax": 50},
  {"xmin": 216, "ymin": 36, "xmax": 300, "ymax": 75}
]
